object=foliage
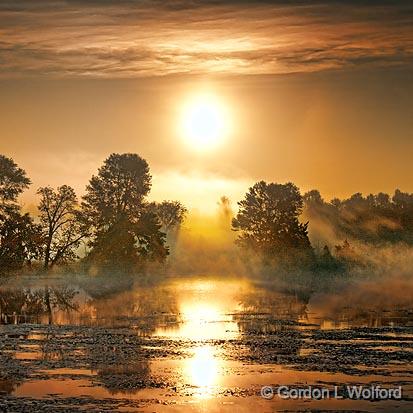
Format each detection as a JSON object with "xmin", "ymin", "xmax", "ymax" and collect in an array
[
  {"xmin": 135, "ymin": 210, "xmax": 169, "ymax": 260},
  {"xmin": 232, "ymin": 181, "xmax": 313, "ymax": 267},
  {"xmin": 81, "ymin": 153, "xmax": 151, "ymax": 230},
  {"xmin": 37, "ymin": 185, "xmax": 85, "ymax": 269},
  {"xmin": 81, "ymin": 153, "xmax": 168, "ymax": 272},
  {"xmin": 148, "ymin": 200, "xmax": 187, "ymax": 232},
  {"xmin": 303, "ymin": 189, "xmax": 413, "ymax": 245},
  {"xmin": 0, "ymin": 155, "xmax": 41, "ymax": 274},
  {"xmin": 5, "ymin": 150, "xmax": 413, "ymax": 278},
  {"xmin": 0, "ymin": 210, "xmax": 43, "ymax": 274},
  {"xmin": 85, "ymin": 211, "xmax": 168, "ymax": 272},
  {"xmin": 0, "ymin": 154, "xmax": 31, "ymax": 205}
]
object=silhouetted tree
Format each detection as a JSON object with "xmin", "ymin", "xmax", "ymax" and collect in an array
[
  {"xmin": 82, "ymin": 153, "xmax": 151, "ymax": 228},
  {"xmin": 0, "ymin": 155, "xmax": 41, "ymax": 274},
  {"xmin": 303, "ymin": 189, "xmax": 324, "ymax": 206},
  {"xmin": 85, "ymin": 213, "xmax": 167, "ymax": 271},
  {"xmin": 0, "ymin": 155, "xmax": 30, "ymax": 209},
  {"xmin": 304, "ymin": 188, "xmax": 413, "ymax": 246},
  {"xmin": 81, "ymin": 153, "xmax": 168, "ymax": 272},
  {"xmin": 147, "ymin": 201, "xmax": 187, "ymax": 257},
  {"xmin": 148, "ymin": 200, "xmax": 187, "ymax": 233},
  {"xmin": 0, "ymin": 210, "xmax": 42, "ymax": 273},
  {"xmin": 392, "ymin": 189, "xmax": 413, "ymax": 209},
  {"xmin": 232, "ymin": 181, "xmax": 313, "ymax": 266},
  {"xmin": 314, "ymin": 244, "xmax": 344, "ymax": 272},
  {"xmin": 217, "ymin": 195, "xmax": 233, "ymax": 228},
  {"xmin": 135, "ymin": 210, "xmax": 169, "ymax": 260},
  {"xmin": 330, "ymin": 198, "xmax": 341, "ymax": 208},
  {"xmin": 37, "ymin": 185, "xmax": 85, "ymax": 270}
]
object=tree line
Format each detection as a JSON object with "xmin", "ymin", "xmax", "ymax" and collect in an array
[
  {"xmin": 0, "ymin": 153, "xmax": 186, "ymax": 275},
  {"xmin": 303, "ymin": 189, "xmax": 413, "ymax": 245},
  {"xmin": 231, "ymin": 181, "xmax": 413, "ymax": 272},
  {"xmin": 2, "ymin": 152, "xmax": 413, "ymax": 276}
]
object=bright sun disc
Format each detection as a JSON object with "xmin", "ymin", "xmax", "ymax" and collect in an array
[{"xmin": 181, "ymin": 95, "xmax": 228, "ymax": 150}]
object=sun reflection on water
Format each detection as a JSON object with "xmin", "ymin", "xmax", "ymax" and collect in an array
[
  {"xmin": 151, "ymin": 278, "xmax": 248, "ymax": 396},
  {"xmin": 185, "ymin": 345, "xmax": 220, "ymax": 398},
  {"xmin": 154, "ymin": 278, "xmax": 245, "ymax": 340}
]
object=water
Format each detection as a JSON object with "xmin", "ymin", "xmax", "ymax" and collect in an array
[{"xmin": 0, "ymin": 275, "xmax": 412, "ymax": 412}]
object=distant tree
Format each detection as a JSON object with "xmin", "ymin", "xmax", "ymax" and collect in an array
[
  {"xmin": 375, "ymin": 192, "xmax": 391, "ymax": 208},
  {"xmin": 0, "ymin": 155, "xmax": 31, "ymax": 208},
  {"xmin": 335, "ymin": 239, "xmax": 352, "ymax": 255},
  {"xmin": 0, "ymin": 155, "xmax": 41, "ymax": 274},
  {"xmin": 84, "ymin": 214, "xmax": 140, "ymax": 272},
  {"xmin": 0, "ymin": 210, "xmax": 42, "ymax": 273},
  {"xmin": 37, "ymin": 185, "xmax": 85, "ymax": 270},
  {"xmin": 341, "ymin": 193, "xmax": 367, "ymax": 211},
  {"xmin": 82, "ymin": 153, "xmax": 151, "ymax": 229},
  {"xmin": 392, "ymin": 189, "xmax": 413, "ymax": 209},
  {"xmin": 315, "ymin": 244, "xmax": 343, "ymax": 272},
  {"xmin": 148, "ymin": 200, "xmax": 187, "ymax": 233},
  {"xmin": 303, "ymin": 187, "xmax": 413, "ymax": 246},
  {"xmin": 217, "ymin": 196, "xmax": 233, "ymax": 227},
  {"xmin": 303, "ymin": 190, "xmax": 324, "ymax": 205},
  {"xmin": 322, "ymin": 245, "xmax": 332, "ymax": 259},
  {"xmin": 303, "ymin": 190, "xmax": 326, "ymax": 217},
  {"xmin": 86, "ymin": 211, "xmax": 168, "ymax": 271},
  {"xmin": 81, "ymin": 153, "xmax": 168, "ymax": 271},
  {"xmin": 333, "ymin": 239, "xmax": 363, "ymax": 268},
  {"xmin": 392, "ymin": 189, "xmax": 413, "ymax": 240},
  {"xmin": 232, "ymin": 181, "xmax": 313, "ymax": 265},
  {"xmin": 330, "ymin": 198, "xmax": 342, "ymax": 208}
]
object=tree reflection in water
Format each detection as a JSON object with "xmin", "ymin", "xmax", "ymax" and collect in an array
[
  {"xmin": 75, "ymin": 279, "xmax": 179, "ymax": 394},
  {"xmin": 0, "ymin": 286, "xmax": 78, "ymax": 325},
  {"xmin": 235, "ymin": 288, "xmax": 308, "ymax": 333},
  {"xmin": 233, "ymin": 288, "xmax": 308, "ymax": 360},
  {"xmin": 82, "ymin": 282, "xmax": 180, "ymax": 334}
]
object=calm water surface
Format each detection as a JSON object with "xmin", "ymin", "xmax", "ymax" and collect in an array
[{"xmin": 1, "ymin": 275, "xmax": 412, "ymax": 412}]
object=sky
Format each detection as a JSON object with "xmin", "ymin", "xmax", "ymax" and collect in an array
[{"xmin": 0, "ymin": 0, "xmax": 412, "ymax": 213}]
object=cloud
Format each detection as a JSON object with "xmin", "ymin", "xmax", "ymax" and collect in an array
[{"xmin": 0, "ymin": 0, "xmax": 412, "ymax": 77}]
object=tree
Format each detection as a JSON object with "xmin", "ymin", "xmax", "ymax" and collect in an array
[
  {"xmin": 375, "ymin": 192, "xmax": 391, "ymax": 209},
  {"xmin": 85, "ymin": 211, "xmax": 168, "ymax": 271},
  {"xmin": 303, "ymin": 190, "xmax": 324, "ymax": 206},
  {"xmin": 217, "ymin": 196, "xmax": 233, "ymax": 228},
  {"xmin": 232, "ymin": 181, "xmax": 313, "ymax": 265},
  {"xmin": 81, "ymin": 153, "xmax": 168, "ymax": 271},
  {"xmin": 0, "ymin": 210, "xmax": 42, "ymax": 273},
  {"xmin": 392, "ymin": 189, "xmax": 413, "ymax": 209},
  {"xmin": 0, "ymin": 155, "xmax": 40, "ymax": 274},
  {"xmin": 37, "ymin": 185, "xmax": 84, "ymax": 270},
  {"xmin": 148, "ymin": 201, "xmax": 187, "ymax": 233},
  {"xmin": 330, "ymin": 198, "xmax": 342, "ymax": 208},
  {"xmin": 136, "ymin": 210, "xmax": 169, "ymax": 260},
  {"xmin": 82, "ymin": 153, "xmax": 151, "ymax": 230},
  {"xmin": 86, "ymin": 214, "xmax": 141, "ymax": 270},
  {"xmin": 0, "ymin": 155, "xmax": 31, "ymax": 208}
]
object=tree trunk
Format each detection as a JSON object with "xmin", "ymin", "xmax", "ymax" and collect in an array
[
  {"xmin": 44, "ymin": 236, "xmax": 52, "ymax": 270},
  {"xmin": 44, "ymin": 287, "xmax": 53, "ymax": 325}
]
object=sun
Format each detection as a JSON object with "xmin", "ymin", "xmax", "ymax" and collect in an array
[{"xmin": 181, "ymin": 94, "xmax": 229, "ymax": 151}]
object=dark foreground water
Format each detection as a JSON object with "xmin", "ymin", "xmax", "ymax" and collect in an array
[{"xmin": 0, "ymin": 275, "xmax": 412, "ymax": 412}]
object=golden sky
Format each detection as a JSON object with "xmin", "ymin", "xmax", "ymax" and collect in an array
[{"xmin": 1, "ymin": 1, "xmax": 412, "ymax": 213}]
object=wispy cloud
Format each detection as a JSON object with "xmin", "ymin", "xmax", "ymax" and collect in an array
[{"xmin": 1, "ymin": 0, "xmax": 412, "ymax": 77}]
